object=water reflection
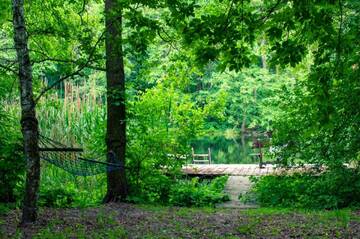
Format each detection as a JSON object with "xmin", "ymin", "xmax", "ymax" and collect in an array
[{"xmin": 191, "ymin": 131, "xmax": 259, "ymax": 164}]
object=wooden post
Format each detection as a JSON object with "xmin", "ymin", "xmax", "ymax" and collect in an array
[
  {"xmin": 259, "ymin": 144, "xmax": 264, "ymax": 168},
  {"xmin": 191, "ymin": 147, "xmax": 195, "ymax": 164},
  {"xmin": 208, "ymin": 148, "xmax": 211, "ymax": 164}
]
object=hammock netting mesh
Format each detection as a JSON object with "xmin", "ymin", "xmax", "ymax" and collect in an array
[{"xmin": 39, "ymin": 135, "xmax": 122, "ymax": 176}]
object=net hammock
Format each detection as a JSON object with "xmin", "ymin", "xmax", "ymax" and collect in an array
[{"xmin": 39, "ymin": 135, "xmax": 123, "ymax": 176}]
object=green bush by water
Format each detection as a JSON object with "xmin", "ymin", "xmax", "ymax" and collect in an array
[
  {"xmin": 169, "ymin": 176, "xmax": 229, "ymax": 207},
  {"xmin": 248, "ymin": 168, "xmax": 360, "ymax": 209},
  {"xmin": 39, "ymin": 163, "xmax": 229, "ymax": 208}
]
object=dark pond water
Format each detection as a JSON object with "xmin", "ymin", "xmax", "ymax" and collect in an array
[{"xmin": 190, "ymin": 131, "xmax": 269, "ymax": 164}]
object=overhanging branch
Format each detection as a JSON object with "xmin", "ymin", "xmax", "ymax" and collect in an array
[
  {"xmin": 0, "ymin": 62, "xmax": 18, "ymax": 75},
  {"xmin": 34, "ymin": 29, "xmax": 106, "ymax": 104}
]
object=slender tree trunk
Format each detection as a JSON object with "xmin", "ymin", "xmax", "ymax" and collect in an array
[
  {"xmin": 260, "ymin": 39, "xmax": 267, "ymax": 69},
  {"xmin": 103, "ymin": 0, "xmax": 128, "ymax": 202},
  {"xmin": 240, "ymin": 109, "xmax": 247, "ymax": 155},
  {"xmin": 12, "ymin": 0, "xmax": 41, "ymax": 224}
]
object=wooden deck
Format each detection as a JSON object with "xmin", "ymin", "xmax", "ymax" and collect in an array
[
  {"xmin": 182, "ymin": 164, "xmax": 276, "ymax": 176},
  {"xmin": 182, "ymin": 164, "xmax": 322, "ymax": 176}
]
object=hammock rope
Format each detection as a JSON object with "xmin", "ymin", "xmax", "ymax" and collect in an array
[{"xmin": 38, "ymin": 135, "xmax": 123, "ymax": 176}]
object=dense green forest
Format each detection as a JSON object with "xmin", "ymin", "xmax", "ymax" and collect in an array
[{"xmin": 1, "ymin": 0, "xmax": 360, "ymax": 238}]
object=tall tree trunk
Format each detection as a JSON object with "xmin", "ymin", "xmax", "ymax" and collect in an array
[
  {"xmin": 103, "ymin": 0, "xmax": 128, "ymax": 202},
  {"xmin": 12, "ymin": 0, "xmax": 41, "ymax": 224}
]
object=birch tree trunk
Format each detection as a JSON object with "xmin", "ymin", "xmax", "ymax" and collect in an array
[
  {"xmin": 12, "ymin": 0, "xmax": 41, "ymax": 223},
  {"xmin": 103, "ymin": 0, "xmax": 128, "ymax": 202}
]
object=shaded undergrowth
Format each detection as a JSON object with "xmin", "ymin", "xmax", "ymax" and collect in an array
[{"xmin": 1, "ymin": 203, "xmax": 360, "ymax": 239}]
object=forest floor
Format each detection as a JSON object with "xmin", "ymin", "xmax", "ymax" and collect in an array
[{"xmin": 1, "ymin": 203, "xmax": 360, "ymax": 239}]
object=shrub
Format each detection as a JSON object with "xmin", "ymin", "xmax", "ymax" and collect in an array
[
  {"xmin": 169, "ymin": 176, "xmax": 229, "ymax": 207},
  {"xmin": 0, "ymin": 105, "xmax": 24, "ymax": 203},
  {"xmin": 127, "ymin": 171, "xmax": 174, "ymax": 204},
  {"xmin": 38, "ymin": 187, "xmax": 75, "ymax": 208},
  {"xmin": 248, "ymin": 167, "xmax": 360, "ymax": 209},
  {"xmin": 127, "ymin": 175, "xmax": 229, "ymax": 207}
]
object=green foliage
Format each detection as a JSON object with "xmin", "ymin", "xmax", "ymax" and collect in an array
[
  {"xmin": 175, "ymin": 0, "xmax": 360, "ymax": 169},
  {"xmin": 39, "ymin": 163, "xmax": 107, "ymax": 207},
  {"xmin": 0, "ymin": 203, "xmax": 15, "ymax": 215},
  {"xmin": 168, "ymin": 176, "xmax": 229, "ymax": 207},
  {"xmin": 0, "ymin": 113, "xmax": 24, "ymax": 203},
  {"xmin": 266, "ymin": 1, "xmax": 360, "ymax": 167},
  {"xmin": 32, "ymin": 77, "xmax": 220, "ymax": 207},
  {"xmin": 38, "ymin": 188, "xmax": 75, "ymax": 208},
  {"xmin": 249, "ymin": 168, "xmax": 360, "ymax": 209},
  {"xmin": 192, "ymin": 65, "xmax": 291, "ymax": 131},
  {"xmin": 0, "ymin": 81, "xmax": 24, "ymax": 203},
  {"xmin": 126, "ymin": 82, "xmax": 209, "ymax": 203},
  {"xmin": 1, "ymin": 0, "xmax": 359, "ymax": 212},
  {"xmin": 126, "ymin": 85, "xmax": 226, "ymax": 203},
  {"xmin": 126, "ymin": 173, "xmax": 173, "ymax": 204}
]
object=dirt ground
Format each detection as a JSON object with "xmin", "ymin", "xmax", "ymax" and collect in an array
[{"xmin": 1, "ymin": 203, "xmax": 360, "ymax": 239}]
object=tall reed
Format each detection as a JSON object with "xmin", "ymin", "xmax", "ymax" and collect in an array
[
  {"xmin": 37, "ymin": 78, "xmax": 106, "ymax": 150},
  {"xmin": 35, "ymin": 76, "xmax": 107, "ymax": 207}
]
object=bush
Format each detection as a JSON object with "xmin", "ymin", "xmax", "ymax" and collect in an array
[
  {"xmin": 127, "ymin": 171, "xmax": 174, "ymax": 204},
  {"xmin": 169, "ymin": 176, "xmax": 229, "ymax": 207},
  {"xmin": 248, "ymin": 168, "xmax": 360, "ymax": 209},
  {"xmin": 38, "ymin": 187, "xmax": 75, "ymax": 208},
  {"xmin": 0, "ymin": 105, "xmax": 24, "ymax": 203},
  {"xmin": 127, "ymin": 175, "xmax": 229, "ymax": 207}
]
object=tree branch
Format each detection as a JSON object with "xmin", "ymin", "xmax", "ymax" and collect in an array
[
  {"xmin": 221, "ymin": 0, "xmax": 235, "ymax": 33},
  {"xmin": 31, "ymin": 57, "xmax": 105, "ymax": 71},
  {"xmin": 34, "ymin": 29, "xmax": 106, "ymax": 103},
  {"xmin": 157, "ymin": 27, "xmax": 179, "ymax": 51},
  {"xmin": 257, "ymin": 0, "xmax": 283, "ymax": 26},
  {"xmin": 0, "ymin": 62, "xmax": 18, "ymax": 75},
  {"xmin": 0, "ymin": 47, "xmax": 16, "ymax": 52}
]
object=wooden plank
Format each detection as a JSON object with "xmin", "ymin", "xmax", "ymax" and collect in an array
[{"xmin": 193, "ymin": 154, "xmax": 209, "ymax": 157}]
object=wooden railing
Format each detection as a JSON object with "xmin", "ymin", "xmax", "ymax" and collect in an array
[{"xmin": 191, "ymin": 147, "xmax": 211, "ymax": 164}]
